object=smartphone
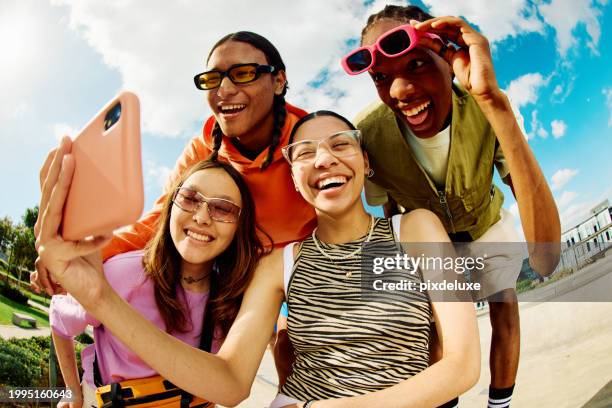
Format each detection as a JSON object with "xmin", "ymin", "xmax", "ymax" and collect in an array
[{"xmin": 61, "ymin": 91, "xmax": 144, "ymax": 240}]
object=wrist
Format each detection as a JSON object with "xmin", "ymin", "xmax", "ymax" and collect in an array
[
  {"xmin": 472, "ymin": 87, "xmax": 506, "ymax": 108},
  {"xmin": 473, "ymin": 89, "xmax": 513, "ymax": 117}
]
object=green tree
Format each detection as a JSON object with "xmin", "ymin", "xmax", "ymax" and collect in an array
[
  {"xmin": 12, "ymin": 225, "xmax": 36, "ymax": 279},
  {"xmin": 22, "ymin": 206, "xmax": 38, "ymax": 233},
  {"xmin": 0, "ymin": 216, "xmax": 13, "ymax": 255}
]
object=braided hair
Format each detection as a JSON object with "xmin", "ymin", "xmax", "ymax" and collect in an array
[
  {"xmin": 361, "ymin": 5, "xmax": 434, "ymax": 41},
  {"xmin": 206, "ymin": 31, "xmax": 288, "ymax": 170}
]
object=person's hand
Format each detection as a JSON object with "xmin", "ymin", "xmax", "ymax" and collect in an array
[
  {"xmin": 37, "ymin": 151, "xmax": 112, "ymax": 309},
  {"xmin": 31, "ymin": 136, "xmax": 72, "ymax": 296},
  {"xmin": 57, "ymin": 391, "xmax": 83, "ymax": 408},
  {"xmin": 414, "ymin": 16, "xmax": 501, "ymax": 102}
]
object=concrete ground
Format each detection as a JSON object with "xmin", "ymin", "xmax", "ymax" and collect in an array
[{"xmin": 0, "ymin": 323, "xmax": 50, "ymax": 339}]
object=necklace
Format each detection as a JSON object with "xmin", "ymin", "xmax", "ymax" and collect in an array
[
  {"xmin": 311, "ymin": 214, "xmax": 375, "ymax": 262},
  {"xmin": 181, "ymin": 273, "xmax": 209, "ymax": 284}
]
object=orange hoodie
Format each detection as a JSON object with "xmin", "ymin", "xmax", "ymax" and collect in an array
[{"xmin": 102, "ymin": 103, "xmax": 316, "ymax": 261}]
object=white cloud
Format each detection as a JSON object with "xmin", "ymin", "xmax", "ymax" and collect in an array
[
  {"xmin": 416, "ymin": 0, "xmax": 605, "ymax": 61},
  {"xmin": 51, "ymin": 0, "xmax": 377, "ymax": 137},
  {"xmin": 557, "ymin": 190, "xmax": 577, "ymax": 208},
  {"xmin": 424, "ymin": 0, "xmax": 544, "ymax": 44},
  {"xmin": 537, "ymin": 127, "xmax": 549, "ymax": 138},
  {"xmin": 560, "ymin": 200, "xmax": 597, "ymax": 230},
  {"xmin": 0, "ymin": 1, "xmax": 59, "ymax": 123},
  {"xmin": 550, "ymin": 119, "xmax": 567, "ymax": 138},
  {"xmin": 529, "ymin": 110, "xmax": 548, "ymax": 139},
  {"xmin": 52, "ymin": 123, "xmax": 79, "ymax": 141},
  {"xmin": 550, "ymin": 76, "xmax": 575, "ymax": 103},
  {"xmin": 45, "ymin": 0, "xmax": 608, "ymax": 140},
  {"xmin": 538, "ymin": 0, "xmax": 605, "ymax": 57},
  {"xmin": 505, "ymin": 73, "xmax": 549, "ymax": 109},
  {"xmin": 145, "ymin": 160, "xmax": 172, "ymax": 190},
  {"xmin": 604, "ymin": 87, "xmax": 612, "ymax": 127},
  {"xmin": 551, "ymin": 168, "xmax": 579, "ymax": 191}
]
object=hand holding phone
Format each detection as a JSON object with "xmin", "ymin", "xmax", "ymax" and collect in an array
[{"xmin": 61, "ymin": 91, "xmax": 144, "ymax": 240}]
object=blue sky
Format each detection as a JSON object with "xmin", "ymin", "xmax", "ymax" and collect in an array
[{"xmin": 1, "ymin": 0, "xmax": 610, "ymax": 236}]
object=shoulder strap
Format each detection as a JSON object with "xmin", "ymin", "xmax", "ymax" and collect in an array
[
  {"xmin": 199, "ymin": 266, "xmax": 218, "ymax": 352},
  {"xmin": 283, "ymin": 242, "xmax": 297, "ymax": 297},
  {"xmin": 93, "ymin": 350, "xmax": 104, "ymax": 387},
  {"xmin": 391, "ymin": 214, "xmax": 402, "ymax": 242}
]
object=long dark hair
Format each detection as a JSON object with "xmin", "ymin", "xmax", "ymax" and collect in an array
[
  {"xmin": 361, "ymin": 5, "xmax": 434, "ymax": 41},
  {"xmin": 143, "ymin": 159, "xmax": 263, "ymax": 339},
  {"xmin": 206, "ymin": 31, "xmax": 288, "ymax": 170}
]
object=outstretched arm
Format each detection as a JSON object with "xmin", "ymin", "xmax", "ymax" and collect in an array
[
  {"xmin": 37, "ymin": 148, "xmax": 286, "ymax": 406},
  {"xmin": 416, "ymin": 17, "xmax": 561, "ymax": 276}
]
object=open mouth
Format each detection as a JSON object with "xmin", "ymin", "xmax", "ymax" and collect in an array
[
  {"xmin": 401, "ymin": 100, "xmax": 431, "ymax": 126},
  {"xmin": 185, "ymin": 229, "xmax": 214, "ymax": 243},
  {"xmin": 219, "ymin": 104, "xmax": 246, "ymax": 115},
  {"xmin": 316, "ymin": 176, "xmax": 349, "ymax": 191}
]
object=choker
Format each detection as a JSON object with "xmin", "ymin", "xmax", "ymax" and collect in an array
[
  {"xmin": 182, "ymin": 273, "xmax": 209, "ymax": 285},
  {"xmin": 311, "ymin": 214, "xmax": 375, "ymax": 261}
]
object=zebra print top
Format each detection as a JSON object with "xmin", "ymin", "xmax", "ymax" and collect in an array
[{"xmin": 281, "ymin": 217, "xmax": 431, "ymax": 400}]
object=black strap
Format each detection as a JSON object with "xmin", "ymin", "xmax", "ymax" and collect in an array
[
  {"xmin": 93, "ymin": 350, "xmax": 104, "ymax": 387},
  {"xmin": 198, "ymin": 264, "xmax": 218, "ymax": 352}
]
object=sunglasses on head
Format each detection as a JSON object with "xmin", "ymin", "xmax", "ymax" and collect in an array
[
  {"xmin": 193, "ymin": 63, "xmax": 276, "ymax": 90},
  {"xmin": 341, "ymin": 24, "xmax": 440, "ymax": 75},
  {"xmin": 173, "ymin": 187, "xmax": 241, "ymax": 223}
]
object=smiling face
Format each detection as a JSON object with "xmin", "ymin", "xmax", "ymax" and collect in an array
[
  {"xmin": 169, "ymin": 168, "xmax": 241, "ymax": 272},
  {"xmin": 206, "ymin": 40, "xmax": 286, "ymax": 143},
  {"xmin": 362, "ymin": 19, "xmax": 453, "ymax": 138},
  {"xmin": 290, "ymin": 116, "xmax": 369, "ymax": 216}
]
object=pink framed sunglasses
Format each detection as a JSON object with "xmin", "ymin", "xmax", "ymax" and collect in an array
[{"xmin": 341, "ymin": 24, "xmax": 441, "ymax": 75}]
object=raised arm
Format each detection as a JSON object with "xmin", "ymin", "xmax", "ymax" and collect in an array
[
  {"xmin": 37, "ymin": 148, "xmax": 285, "ymax": 405},
  {"xmin": 415, "ymin": 16, "xmax": 561, "ymax": 276},
  {"xmin": 87, "ymin": 251, "xmax": 285, "ymax": 405},
  {"xmin": 31, "ymin": 132, "xmax": 213, "ymax": 295}
]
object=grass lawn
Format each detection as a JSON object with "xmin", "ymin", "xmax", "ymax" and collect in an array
[
  {"xmin": 0, "ymin": 268, "xmax": 51, "ymax": 306},
  {"xmin": 0, "ymin": 294, "xmax": 49, "ymax": 327},
  {"xmin": 26, "ymin": 290, "xmax": 51, "ymax": 307}
]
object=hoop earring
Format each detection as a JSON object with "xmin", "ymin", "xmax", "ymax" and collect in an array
[{"xmin": 367, "ymin": 169, "xmax": 374, "ymax": 178}]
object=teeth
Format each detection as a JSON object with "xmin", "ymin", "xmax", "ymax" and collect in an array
[
  {"xmin": 317, "ymin": 176, "xmax": 347, "ymax": 189},
  {"xmin": 220, "ymin": 104, "xmax": 246, "ymax": 112},
  {"xmin": 186, "ymin": 230, "xmax": 212, "ymax": 242},
  {"xmin": 403, "ymin": 101, "xmax": 430, "ymax": 117}
]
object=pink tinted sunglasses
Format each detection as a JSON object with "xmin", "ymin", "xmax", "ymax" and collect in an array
[{"xmin": 341, "ymin": 24, "xmax": 441, "ymax": 75}]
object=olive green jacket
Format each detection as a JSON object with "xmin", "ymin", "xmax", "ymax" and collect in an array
[{"xmin": 357, "ymin": 84, "xmax": 505, "ymax": 240}]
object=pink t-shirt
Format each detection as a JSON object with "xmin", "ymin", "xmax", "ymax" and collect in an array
[{"xmin": 50, "ymin": 250, "xmax": 220, "ymax": 387}]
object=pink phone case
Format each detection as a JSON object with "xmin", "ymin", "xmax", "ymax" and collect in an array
[{"xmin": 61, "ymin": 91, "xmax": 144, "ymax": 240}]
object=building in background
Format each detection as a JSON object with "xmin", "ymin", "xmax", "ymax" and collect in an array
[{"xmin": 558, "ymin": 199, "xmax": 612, "ymax": 272}]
